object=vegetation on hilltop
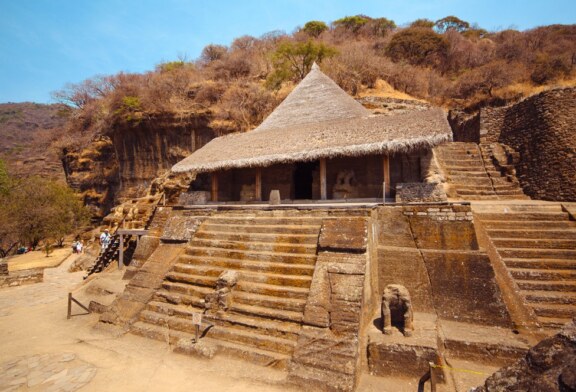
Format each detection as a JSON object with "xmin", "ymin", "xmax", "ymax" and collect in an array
[{"xmin": 52, "ymin": 15, "xmax": 576, "ymax": 145}]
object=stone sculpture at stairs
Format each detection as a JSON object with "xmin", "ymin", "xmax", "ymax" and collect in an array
[
  {"xmin": 204, "ymin": 270, "xmax": 238, "ymax": 313},
  {"xmin": 382, "ymin": 284, "xmax": 414, "ymax": 337}
]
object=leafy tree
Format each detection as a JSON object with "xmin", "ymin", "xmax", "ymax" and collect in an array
[
  {"xmin": 410, "ymin": 19, "xmax": 435, "ymax": 29},
  {"xmin": 3, "ymin": 177, "xmax": 90, "ymax": 249},
  {"xmin": 332, "ymin": 15, "xmax": 370, "ymax": 33},
  {"xmin": 386, "ymin": 28, "xmax": 448, "ymax": 67},
  {"xmin": 267, "ymin": 40, "xmax": 337, "ymax": 88},
  {"xmin": 301, "ymin": 21, "xmax": 328, "ymax": 37},
  {"xmin": 369, "ymin": 17, "xmax": 396, "ymax": 36},
  {"xmin": 435, "ymin": 16, "xmax": 471, "ymax": 33},
  {"xmin": 199, "ymin": 44, "xmax": 228, "ymax": 64}
]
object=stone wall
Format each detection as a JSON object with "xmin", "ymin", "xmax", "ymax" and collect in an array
[
  {"xmin": 480, "ymin": 88, "xmax": 576, "ymax": 201},
  {"xmin": 448, "ymin": 110, "xmax": 480, "ymax": 142},
  {"xmin": 0, "ymin": 268, "xmax": 43, "ymax": 288},
  {"xmin": 395, "ymin": 183, "xmax": 447, "ymax": 203}
]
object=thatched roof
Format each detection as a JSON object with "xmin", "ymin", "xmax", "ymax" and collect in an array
[{"xmin": 172, "ymin": 64, "xmax": 451, "ymax": 173}]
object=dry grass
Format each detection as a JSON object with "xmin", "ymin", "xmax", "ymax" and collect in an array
[
  {"xmin": 358, "ymin": 79, "xmax": 425, "ymax": 101},
  {"xmin": 495, "ymin": 77, "xmax": 576, "ymax": 101},
  {"xmin": 5, "ymin": 248, "xmax": 73, "ymax": 272}
]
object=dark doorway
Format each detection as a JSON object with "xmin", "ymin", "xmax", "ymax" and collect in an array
[{"xmin": 293, "ymin": 162, "xmax": 316, "ymax": 199}]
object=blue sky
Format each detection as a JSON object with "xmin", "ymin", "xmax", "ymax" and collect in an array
[{"xmin": 1, "ymin": 0, "xmax": 574, "ymax": 103}]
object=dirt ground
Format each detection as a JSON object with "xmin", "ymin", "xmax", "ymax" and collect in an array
[
  {"xmin": 5, "ymin": 249, "xmax": 73, "ymax": 272},
  {"xmin": 0, "ymin": 254, "xmax": 296, "ymax": 392}
]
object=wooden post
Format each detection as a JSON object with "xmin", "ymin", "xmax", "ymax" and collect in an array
[
  {"xmin": 118, "ymin": 233, "xmax": 124, "ymax": 269},
  {"xmin": 67, "ymin": 292, "xmax": 72, "ymax": 319},
  {"xmin": 383, "ymin": 154, "xmax": 391, "ymax": 199},
  {"xmin": 255, "ymin": 168, "xmax": 262, "ymax": 201},
  {"xmin": 211, "ymin": 172, "xmax": 218, "ymax": 202},
  {"xmin": 320, "ymin": 158, "xmax": 327, "ymax": 200}
]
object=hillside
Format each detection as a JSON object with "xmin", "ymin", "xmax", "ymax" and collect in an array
[{"xmin": 0, "ymin": 102, "xmax": 72, "ymax": 179}]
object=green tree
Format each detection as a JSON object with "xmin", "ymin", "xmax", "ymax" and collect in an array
[
  {"xmin": 386, "ymin": 28, "xmax": 448, "ymax": 67},
  {"xmin": 301, "ymin": 21, "xmax": 328, "ymax": 37},
  {"xmin": 410, "ymin": 19, "xmax": 435, "ymax": 29},
  {"xmin": 266, "ymin": 40, "xmax": 337, "ymax": 88},
  {"xmin": 332, "ymin": 15, "xmax": 370, "ymax": 33},
  {"xmin": 435, "ymin": 16, "xmax": 470, "ymax": 33},
  {"xmin": 4, "ymin": 177, "xmax": 89, "ymax": 248},
  {"xmin": 369, "ymin": 17, "xmax": 396, "ymax": 36}
]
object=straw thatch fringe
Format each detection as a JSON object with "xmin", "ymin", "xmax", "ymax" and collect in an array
[{"xmin": 173, "ymin": 132, "xmax": 451, "ymax": 173}]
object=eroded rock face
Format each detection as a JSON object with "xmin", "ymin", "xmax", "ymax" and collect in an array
[
  {"xmin": 63, "ymin": 112, "xmax": 214, "ymax": 218},
  {"xmin": 475, "ymin": 319, "xmax": 576, "ymax": 392}
]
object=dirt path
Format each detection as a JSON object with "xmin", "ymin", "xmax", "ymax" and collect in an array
[
  {"xmin": 0, "ymin": 255, "xmax": 294, "ymax": 391},
  {"xmin": 5, "ymin": 248, "xmax": 73, "ymax": 272}
]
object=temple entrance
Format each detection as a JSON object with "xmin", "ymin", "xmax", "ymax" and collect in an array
[{"xmin": 293, "ymin": 162, "xmax": 315, "ymax": 199}]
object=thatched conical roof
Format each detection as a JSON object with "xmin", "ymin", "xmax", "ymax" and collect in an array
[
  {"xmin": 172, "ymin": 65, "xmax": 451, "ymax": 173},
  {"xmin": 254, "ymin": 63, "xmax": 369, "ymax": 132}
]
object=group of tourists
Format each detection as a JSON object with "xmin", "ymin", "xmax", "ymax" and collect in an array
[{"xmin": 71, "ymin": 240, "xmax": 84, "ymax": 254}]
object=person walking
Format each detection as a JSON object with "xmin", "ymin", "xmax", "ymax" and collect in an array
[{"xmin": 99, "ymin": 229, "xmax": 111, "ymax": 252}]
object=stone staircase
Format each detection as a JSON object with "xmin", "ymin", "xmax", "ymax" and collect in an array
[
  {"xmin": 474, "ymin": 203, "xmax": 576, "ymax": 333},
  {"xmin": 479, "ymin": 143, "xmax": 527, "ymax": 199},
  {"xmin": 84, "ymin": 234, "xmax": 122, "ymax": 279},
  {"xmin": 435, "ymin": 142, "xmax": 527, "ymax": 200},
  {"xmin": 131, "ymin": 210, "xmax": 323, "ymax": 368}
]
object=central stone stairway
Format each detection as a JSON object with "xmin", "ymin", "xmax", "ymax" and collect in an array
[
  {"xmin": 474, "ymin": 203, "xmax": 576, "ymax": 333},
  {"xmin": 435, "ymin": 142, "xmax": 527, "ymax": 200},
  {"xmin": 131, "ymin": 210, "xmax": 323, "ymax": 368}
]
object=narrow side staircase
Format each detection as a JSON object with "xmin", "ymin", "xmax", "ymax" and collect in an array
[
  {"xmin": 131, "ymin": 210, "xmax": 323, "ymax": 368},
  {"xmin": 474, "ymin": 203, "xmax": 576, "ymax": 333},
  {"xmin": 435, "ymin": 142, "xmax": 527, "ymax": 200}
]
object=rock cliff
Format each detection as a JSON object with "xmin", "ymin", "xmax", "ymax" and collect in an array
[{"xmin": 62, "ymin": 111, "xmax": 215, "ymax": 219}]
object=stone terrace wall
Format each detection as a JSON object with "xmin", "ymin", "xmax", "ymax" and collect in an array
[{"xmin": 480, "ymin": 87, "xmax": 576, "ymax": 201}]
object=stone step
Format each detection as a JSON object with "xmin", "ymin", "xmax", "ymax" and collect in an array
[
  {"xmin": 536, "ymin": 316, "xmax": 574, "ymax": 330},
  {"xmin": 197, "ymin": 336, "xmax": 291, "ymax": 368},
  {"xmin": 154, "ymin": 289, "xmax": 204, "ymax": 308},
  {"xmin": 445, "ymin": 166, "xmax": 488, "ymax": 173},
  {"xmin": 521, "ymin": 290, "xmax": 576, "ymax": 305},
  {"xmin": 531, "ymin": 303, "xmax": 576, "ymax": 318},
  {"xmin": 161, "ymin": 281, "xmax": 213, "ymax": 298},
  {"xmin": 516, "ymin": 279, "xmax": 576, "ymax": 292},
  {"xmin": 448, "ymin": 176, "xmax": 491, "ymax": 183},
  {"xmin": 443, "ymin": 159, "xmax": 484, "ymax": 167},
  {"xmin": 504, "ymin": 258, "xmax": 576, "ymax": 270},
  {"xmin": 168, "ymin": 268, "xmax": 312, "ymax": 289},
  {"xmin": 166, "ymin": 271, "xmax": 217, "ymax": 288},
  {"xmin": 498, "ymin": 248, "xmax": 576, "ymax": 260},
  {"xmin": 131, "ymin": 320, "xmax": 189, "ymax": 345},
  {"xmin": 480, "ymin": 220, "xmax": 575, "ymax": 230},
  {"xmin": 235, "ymin": 281, "xmax": 309, "ymax": 300},
  {"xmin": 195, "ymin": 230, "xmax": 319, "ymax": 245},
  {"xmin": 492, "ymin": 238, "xmax": 576, "ymax": 249},
  {"xmin": 205, "ymin": 216, "xmax": 323, "ymax": 226},
  {"xmin": 454, "ymin": 184, "xmax": 495, "ymax": 191},
  {"xmin": 230, "ymin": 302, "xmax": 303, "ymax": 323},
  {"xmin": 233, "ymin": 291, "xmax": 306, "ymax": 313},
  {"xmin": 488, "ymin": 229, "xmax": 576, "ymax": 240},
  {"xmin": 457, "ymin": 189, "xmax": 497, "ymax": 196},
  {"xmin": 177, "ymin": 256, "xmax": 316, "ymax": 276},
  {"xmin": 475, "ymin": 212, "xmax": 569, "ymax": 221},
  {"xmin": 136, "ymin": 313, "xmax": 296, "ymax": 355},
  {"xmin": 189, "ymin": 238, "xmax": 317, "ymax": 254},
  {"xmin": 446, "ymin": 171, "xmax": 489, "ymax": 178},
  {"xmin": 474, "ymin": 204, "xmax": 564, "ymax": 213},
  {"xmin": 201, "ymin": 223, "xmax": 320, "ymax": 235},
  {"xmin": 509, "ymin": 268, "xmax": 576, "ymax": 281},
  {"xmin": 143, "ymin": 302, "xmax": 301, "ymax": 340},
  {"xmin": 185, "ymin": 246, "xmax": 317, "ymax": 265}
]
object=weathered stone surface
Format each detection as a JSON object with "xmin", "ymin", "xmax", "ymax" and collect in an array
[
  {"xmin": 269, "ymin": 190, "xmax": 281, "ymax": 205},
  {"xmin": 368, "ymin": 341, "xmax": 439, "ymax": 377},
  {"xmin": 0, "ymin": 261, "xmax": 8, "ymax": 276},
  {"xmin": 395, "ymin": 182, "xmax": 447, "ymax": 203},
  {"xmin": 174, "ymin": 340, "xmax": 216, "ymax": 359},
  {"xmin": 131, "ymin": 235, "xmax": 160, "ymax": 262},
  {"xmin": 479, "ymin": 87, "xmax": 576, "ymax": 201},
  {"xmin": 178, "ymin": 191, "xmax": 210, "ymax": 205},
  {"xmin": 422, "ymin": 250, "xmax": 512, "ymax": 327},
  {"xmin": 475, "ymin": 319, "xmax": 576, "ymax": 392},
  {"xmin": 161, "ymin": 215, "xmax": 203, "ymax": 242},
  {"xmin": 319, "ymin": 218, "xmax": 367, "ymax": 252},
  {"xmin": 0, "ymin": 268, "xmax": 43, "ymax": 288},
  {"xmin": 374, "ymin": 207, "xmax": 415, "ymax": 248},
  {"xmin": 303, "ymin": 263, "xmax": 330, "ymax": 328}
]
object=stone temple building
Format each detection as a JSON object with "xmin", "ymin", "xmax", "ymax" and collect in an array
[{"xmin": 172, "ymin": 63, "xmax": 451, "ymax": 203}]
